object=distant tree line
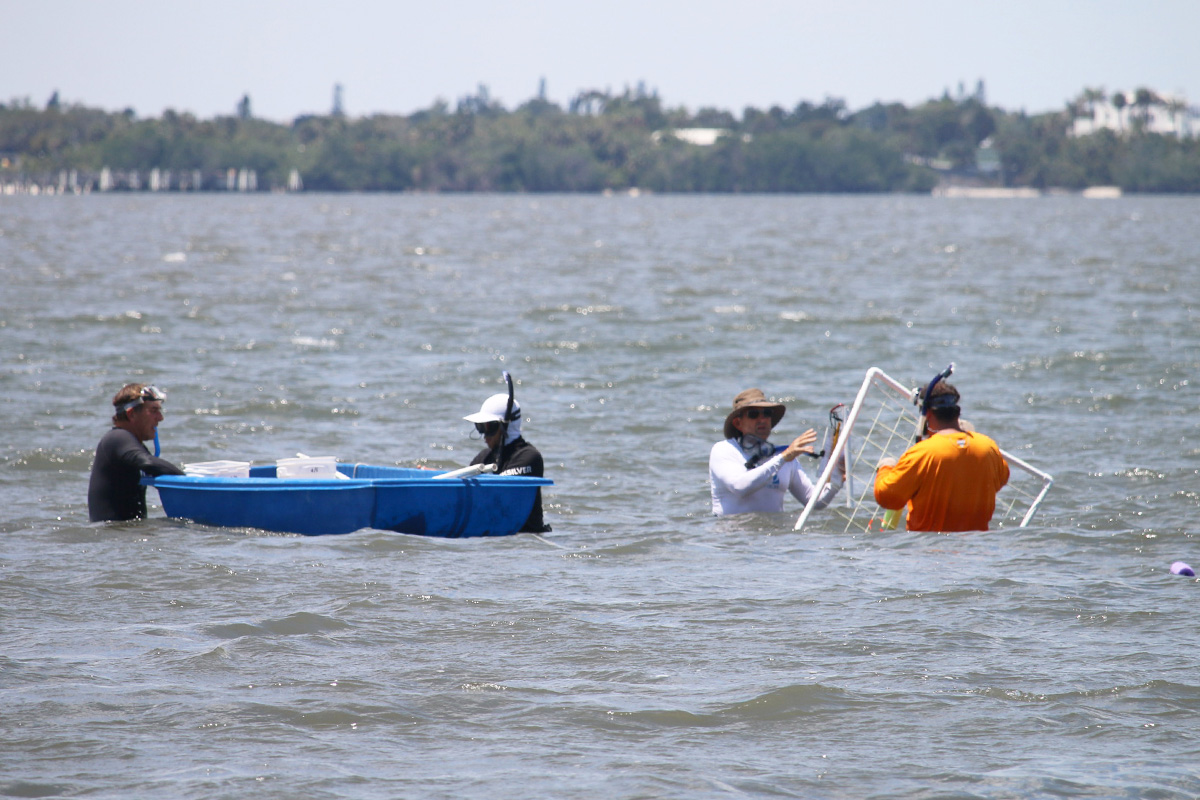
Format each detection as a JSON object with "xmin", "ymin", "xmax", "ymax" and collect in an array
[{"xmin": 2, "ymin": 85, "xmax": 1198, "ymax": 193}]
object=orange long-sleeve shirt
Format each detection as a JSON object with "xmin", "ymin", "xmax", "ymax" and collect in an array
[{"xmin": 873, "ymin": 430, "xmax": 1009, "ymax": 532}]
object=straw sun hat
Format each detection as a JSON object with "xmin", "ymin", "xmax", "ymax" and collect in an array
[{"xmin": 723, "ymin": 388, "xmax": 786, "ymax": 439}]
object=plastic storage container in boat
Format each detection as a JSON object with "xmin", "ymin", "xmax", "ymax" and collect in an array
[
  {"xmin": 275, "ymin": 456, "xmax": 340, "ymax": 479},
  {"xmin": 183, "ymin": 460, "xmax": 251, "ymax": 478}
]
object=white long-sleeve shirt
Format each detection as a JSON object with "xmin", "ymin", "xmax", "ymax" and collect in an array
[{"xmin": 709, "ymin": 437, "xmax": 841, "ymax": 516}]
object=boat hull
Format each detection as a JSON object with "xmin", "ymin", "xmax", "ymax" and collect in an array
[{"xmin": 142, "ymin": 465, "xmax": 551, "ymax": 537}]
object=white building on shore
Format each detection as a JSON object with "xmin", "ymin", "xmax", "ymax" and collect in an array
[{"xmin": 1071, "ymin": 90, "xmax": 1198, "ymax": 138}]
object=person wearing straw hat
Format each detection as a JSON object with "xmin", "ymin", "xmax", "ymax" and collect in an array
[
  {"xmin": 88, "ymin": 383, "xmax": 185, "ymax": 522},
  {"xmin": 709, "ymin": 388, "xmax": 843, "ymax": 516},
  {"xmin": 874, "ymin": 377, "xmax": 1009, "ymax": 531}
]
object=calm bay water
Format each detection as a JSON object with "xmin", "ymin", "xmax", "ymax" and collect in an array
[{"xmin": 1, "ymin": 193, "xmax": 1198, "ymax": 799}]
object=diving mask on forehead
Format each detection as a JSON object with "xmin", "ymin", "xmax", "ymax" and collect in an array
[
  {"xmin": 118, "ymin": 385, "xmax": 167, "ymax": 413},
  {"xmin": 924, "ymin": 390, "xmax": 960, "ymax": 413}
]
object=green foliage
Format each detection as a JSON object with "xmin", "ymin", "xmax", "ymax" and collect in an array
[
  {"xmin": 1114, "ymin": 135, "xmax": 1200, "ymax": 192},
  {"xmin": 2, "ymin": 88, "xmax": 1197, "ymax": 192}
]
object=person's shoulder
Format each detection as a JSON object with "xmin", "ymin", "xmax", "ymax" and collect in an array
[
  {"xmin": 710, "ymin": 438, "xmax": 735, "ymax": 458},
  {"xmin": 900, "ymin": 434, "xmax": 948, "ymax": 463},
  {"xmin": 907, "ymin": 435, "xmax": 938, "ymax": 452},
  {"xmin": 99, "ymin": 427, "xmax": 137, "ymax": 446},
  {"xmin": 965, "ymin": 430, "xmax": 1002, "ymax": 449},
  {"xmin": 511, "ymin": 437, "xmax": 541, "ymax": 455}
]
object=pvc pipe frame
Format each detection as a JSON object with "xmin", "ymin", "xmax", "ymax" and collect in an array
[
  {"xmin": 433, "ymin": 463, "xmax": 499, "ymax": 480},
  {"xmin": 794, "ymin": 367, "xmax": 1054, "ymax": 531}
]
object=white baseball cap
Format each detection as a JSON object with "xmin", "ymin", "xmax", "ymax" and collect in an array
[{"xmin": 463, "ymin": 393, "xmax": 521, "ymax": 424}]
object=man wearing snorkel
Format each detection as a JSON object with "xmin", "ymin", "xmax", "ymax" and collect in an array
[
  {"xmin": 709, "ymin": 388, "xmax": 843, "ymax": 516},
  {"xmin": 874, "ymin": 374, "xmax": 1009, "ymax": 531},
  {"xmin": 88, "ymin": 383, "xmax": 185, "ymax": 522},
  {"xmin": 463, "ymin": 392, "xmax": 550, "ymax": 533}
]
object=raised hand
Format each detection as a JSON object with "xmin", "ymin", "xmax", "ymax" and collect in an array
[{"xmin": 781, "ymin": 428, "xmax": 818, "ymax": 462}]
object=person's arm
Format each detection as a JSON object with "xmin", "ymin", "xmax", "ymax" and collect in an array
[
  {"xmin": 993, "ymin": 443, "xmax": 1010, "ymax": 492},
  {"xmin": 115, "ymin": 432, "xmax": 184, "ymax": 476},
  {"xmin": 709, "ymin": 440, "xmax": 782, "ymax": 496},
  {"xmin": 778, "ymin": 428, "xmax": 819, "ymax": 462},
  {"xmin": 785, "ymin": 459, "xmax": 843, "ymax": 509},
  {"xmin": 873, "ymin": 451, "xmax": 920, "ymax": 510},
  {"xmin": 527, "ymin": 448, "xmax": 545, "ymax": 478},
  {"xmin": 494, "ymin": 442, "xmax": 542, "ymax": 477},
  {"xmin": 469, "ymin": 446, "xmax": 492, "ymax": 467}
]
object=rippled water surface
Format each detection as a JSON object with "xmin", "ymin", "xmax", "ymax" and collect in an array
[{"xmin": 2, "ymin": 193, "xmax": 1198, "ymax": 798}]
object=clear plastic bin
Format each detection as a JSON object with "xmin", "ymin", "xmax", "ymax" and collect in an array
[{"xmin": 183, "ymin": 460, "xmax": 251, "ymax": 478}]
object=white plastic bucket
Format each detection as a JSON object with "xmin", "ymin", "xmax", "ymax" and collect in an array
[{"xmin": 276, "ymin": 456, "xmax": 340, "ymax": 479}]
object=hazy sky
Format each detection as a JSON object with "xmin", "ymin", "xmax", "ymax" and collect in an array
[{"xmin": 5, "ymin": 1, "xmax": 1197, "ymax": 122}]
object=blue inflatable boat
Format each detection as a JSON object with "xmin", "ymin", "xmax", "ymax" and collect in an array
[{"xmin": 141, "ymin": 464, "xmax": 551, "ymax": 537}]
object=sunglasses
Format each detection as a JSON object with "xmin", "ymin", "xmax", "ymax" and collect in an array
[
  {"xmin": 474, "ymin": 421, "xmax": 502, "ymax": 435},
  {"xmin": 742, "ymin": 408, "xmax": 773, "ymax": 420}
]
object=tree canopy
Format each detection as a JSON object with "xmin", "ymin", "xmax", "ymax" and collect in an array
[{"xmin": 2, "ymin": 86, "xmax": 1196, "ymax": 192}]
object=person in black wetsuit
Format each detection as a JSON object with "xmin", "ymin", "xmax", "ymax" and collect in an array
[
  {"xmin": 88, "ymin": 383, "xmax": 185, "ymax": 522},
  {"xmin": 463, "ymin": 392, "xmax": 550, "ymax": 533}
]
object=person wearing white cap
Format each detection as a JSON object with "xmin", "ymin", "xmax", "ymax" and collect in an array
[
  {"xmin": 709, "ymin": 388, "xmax": 842, "ymax": 516},
  {"xmin": 464, "ymin": 392, "xmax": 549, "ymax": 533}
]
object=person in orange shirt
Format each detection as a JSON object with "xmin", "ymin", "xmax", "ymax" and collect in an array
[{"xmin": 873, "ymin": 373, "xmax": 1009, "ymax": 532}]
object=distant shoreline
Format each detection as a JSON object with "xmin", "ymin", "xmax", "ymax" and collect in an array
[{"xmin": 4, "ymin": 87, "xmax": 1199, "ymax": 193}]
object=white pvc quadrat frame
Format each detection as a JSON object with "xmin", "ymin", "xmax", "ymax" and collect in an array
[{"xmin": 794, "ymin": 367, "xmax": 1054, "ymax": 533}]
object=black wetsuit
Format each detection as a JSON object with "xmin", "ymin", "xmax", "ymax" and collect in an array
[
  {"xmin": 87, "ymin": 427, "xmax": 185, "ymax": 521},
  {"xmin": 470, "ymin": 436, "xmax": 550, "ymax": 533}
]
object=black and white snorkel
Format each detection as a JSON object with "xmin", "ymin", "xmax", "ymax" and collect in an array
[
  {"xmin": 917, "ymin": 363, "xmax": 955, "ymax": 440},
  {"xmin": 495, "ymin": 370, "xmax": 516, "ymax": 465},
  {"xmin": 920, "ymin": 363, "xmax": 954, "ymax": 415}
]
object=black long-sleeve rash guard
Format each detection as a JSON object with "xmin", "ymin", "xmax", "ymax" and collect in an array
[
  {"xmin": 87, "ymin": 427, "xmax": 184, "ymax": 521},
  {"xmin": 470, "ymin": 436, "xmax": 549, "ymax": 533}
]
